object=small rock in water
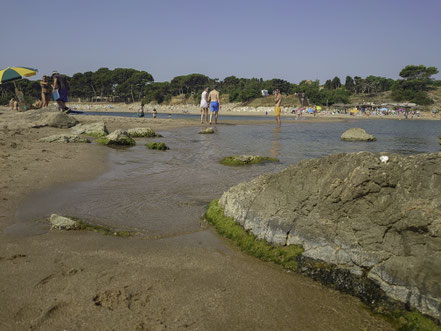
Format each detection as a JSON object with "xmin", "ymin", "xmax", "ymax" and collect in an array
[
  {"xmin": 341, "ymin": 128, "xmax": 376, "ymax": 142},
  {"xmin": 199, "ymin": 127, "xmax": 215, "ymax": 134},
  {"xmin": 50, "ymin": 214, "xmax": 80, "ymax": 230}
]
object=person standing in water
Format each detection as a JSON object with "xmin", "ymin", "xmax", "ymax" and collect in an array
[
  {"xmin": 274, "ymin": 89, "xmax": 282, "ymax": 127},
  {"xmin": 208, "ymin": 86, "xmax": 220, "ymax": 125},
  {"xmin": 200, "ymin": 87, "xmax": 209, "ymax": 123}
]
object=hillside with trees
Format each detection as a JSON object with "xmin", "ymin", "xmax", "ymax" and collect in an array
[{"xmin": 1, "ymin": 65, "xmax": 439, "ymax": 109}]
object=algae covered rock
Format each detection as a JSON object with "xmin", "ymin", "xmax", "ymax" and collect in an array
[
  {"xmin": 199, "ymin": 127, "xmax": 215, "ymax": 134},
  {"xmin": 218, "ymin": 151, "xmax": 441, "ymax": 320},
  {"xmin": 50, "ymin": 214, "xmax": 80, "ymax": 230},
  {"xmin": 146, "ymin": 142, "xmax": 169, "ymax": 150},
  {"xmin": 221, "ymin": 155, "xmax": 279, "ymax": 166},
  {"xmin": 341, "ymin": 128, "xmax": 376, "ymax": 141},
  {"xmin": 39, "ymin": 134, "xmax": 90, "ymax": 143},
  {"xmin": 72, "ymin": 122, "xmax": 108, "ymax": 137},
  {"xmin": 127, "ymin": 127, "xmax": 161, "ymax": 137},
  {"xmin": 96, "ymin": 129, "xmax": 136, "ymax": 146}
]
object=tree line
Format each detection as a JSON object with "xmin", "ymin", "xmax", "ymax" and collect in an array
[{"xmin": 0, "ymin": 65, "xmax": 439, "ymax": 106}]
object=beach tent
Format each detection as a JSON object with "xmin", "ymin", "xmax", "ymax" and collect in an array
[
  {"xmin": 316, "ymin": 106, "xmax": 322, "ymax": 111},
  {"xmin": 307, "ymin": 108, "xmax": 314, "ymax": 113},
  {"xmin": 379, "ymin": 107, "xmax": 388, "ymax": 112}
]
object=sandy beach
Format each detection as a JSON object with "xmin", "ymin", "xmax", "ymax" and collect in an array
[{"xmin": 0, "ymin": 105, "xmax": 397, "ymax": 330}]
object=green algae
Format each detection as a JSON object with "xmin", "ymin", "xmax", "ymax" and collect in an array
[
  {"xmin": 220, "ymin": 155, "xmax": 279, "ymax": 166},
  {"xmin": 75, "ymin": 219, "xmax": 132, "ymax": 237},
  {"xmin": 204, "ymin": 200, "xmax": 303, "ymax": 270},
  {"xmin": 96, "ymin": 137, "xmax": 136, "ymax": 146},
  {"xmin": 204, "ymin": 200, "xmax": 441, "ymax": 330},
  {"xmin": 146, "ymin": 142, "xmax": 169, "ymax": 150}
]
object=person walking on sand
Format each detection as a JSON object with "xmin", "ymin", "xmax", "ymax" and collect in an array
[
  {"xmin": 40, "ymin": 75, "xmax": 50, "ymax": 107},
  {"xmin": 274, "ymin": 89, "xmax": 282, "ymax": 127},
  {"xmin": 51, "ymin": 70, "xmax": 71, "ymax": 112},
  {"xmin": 200, "ymin": 87, "xmax": 209, "ymax": 123},
  {"xmin": 208, "ymin": 86, "xmax": 220, "ymax": 124}
]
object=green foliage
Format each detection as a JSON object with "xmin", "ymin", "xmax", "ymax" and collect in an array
[
  {"xmin": 392, "ymin": 65, "xmax": 439, "ymax": 105},
  {"xmin": 397, "ymin": 311, "xmax": 441, "ymax": 331},
  {"xmin": 145, "ymin": 142, "xmax": 169, "ymax": 150},
  {"xmin": 205, "ymin": 200, "xmax": 303, "ymax": 269}
]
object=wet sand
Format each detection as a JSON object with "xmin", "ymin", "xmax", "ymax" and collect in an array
[{"xmin": 0, "ymin": 107, "xmax": 393, "ymax": 330}]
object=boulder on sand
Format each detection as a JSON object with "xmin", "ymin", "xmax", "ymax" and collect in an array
[
  {"xmin": 127, "ymin": 127, "xmax": 161, "ymax": 137},
  {"xmin": 71, "ymin": 122, "xmax": 108, "ymax": 137},
  {"xmin": 35, "ymin": 111, "xmax": 78, "ymax": 128},
  {"xmin": 39, "ymin": 134, "xmax": 90, "ymax": 143},
  {"xmin": 218, "ymin": 151, "xmax": 441, "ymax": 320},
  {"xmin": 96, "ymin": 129, "xmax": 136, "ymax": 146},
  {"xmin": 341, "ymin": 128, "xmax": 376, "ymax": 141}
]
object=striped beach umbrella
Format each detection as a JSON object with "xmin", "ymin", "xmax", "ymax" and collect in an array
[{"xmin": 0, "ymin": 66, "xmax": 38, "ymax": 84}]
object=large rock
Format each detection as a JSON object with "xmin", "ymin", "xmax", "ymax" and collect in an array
[
  {"xmin": 127, "ymin": 127, "xmax": 160, "ymax": 137},
  {"xmin": 50, "ymin": 214, "xmax": 80, "ymax": 230},
  {"xmin": 219, "ymin": 152, "xmax": 441, "ymax": 320},
  {"xmin": 35, "ymin": 112, "xmax": 78, "ymax": 128},
  {"xmin": 341, "ymin": 128, "xmax": 376, "ymax": 141},
  {"xmin": 39, "ymin": 134, "xmax": 90, "ymax": 143},
  {"xmin": 96, "ymin": 129, "xmax": 135, "ymax": 146},
  {"xmin": 72, "ymin": 122, "xmax": 108, "ymax": 137}
]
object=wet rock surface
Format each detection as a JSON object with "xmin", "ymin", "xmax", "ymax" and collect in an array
[
  {"xmin": 220, "ymin": 155, "xmax": 279, "ymax": 166},
  {"xmin": 199, "ymin": 127, "xmax": 215, "ymax": 134},
  {"xmin": 219, "ymin": 151, "xmax": 441, "ymax": 320},
  {"xmin": 71, "ymin": 122, "xmax": 108, "ymax": 137},
  {"xmin": 96, "ymin": 129, "xmax": 136, "ymax": 146},
  {"xmin": 341, "ymin": 128, "xmax": 376, "ymax": 141},
  {"xmin": 39, "ymin": 134, "xmax": 90, "ymax": 143},
  {"xmin": 127, "ymin": 127, "xmax": 160, "ymax": 137},
  {"xmin": 50, "ymin": 214, "xmax": 79, "ymax": 230}
]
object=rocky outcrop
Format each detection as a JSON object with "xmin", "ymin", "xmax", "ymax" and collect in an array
[
  {"xmin": 221, "ymin": 155, "xmax": 279, "ymax": 166},
  {"xmin": 127, "ymin": 127, "xmax": 160, "ymax": 137},
  {"xmin": 50, "ymin": 214, "xmax": 80, "ymax": 230},
  {"xmin": 341, "ymin": 128, "xmax": 376, "ymax": 141},
  {"xmin": 96, "ymin": 130, "xmax": 135, "ymax": 146},
  {"xmin": 199, "ymin": 127, "xmax": 215, "ymax": 134},
  {"xmin": 72, "ymin": 122, "xmax": 108, "ymax": 137},
  {"xmin": 35, "ymin": 112, "xmax": 78, "ymax": 128},
  {"xmin": 219, "ymin": 152, "xmax": 441, "ymax": 320},
  {"xmin": 39, "ymin": 134, "xmax": 90, "ymax": 143}
]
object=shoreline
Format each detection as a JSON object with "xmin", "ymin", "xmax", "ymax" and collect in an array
[
  {"xmin": 0, "ymin": 108, "xmax": 397, "ymax": 329},
  {"xmin": 65, "ymin": 101, "xmax": 441, "ymax": 121}
]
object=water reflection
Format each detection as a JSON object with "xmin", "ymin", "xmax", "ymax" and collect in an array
[{"xmin": 269, "ymin": 127, "xmax": 281, "ymax": 158}]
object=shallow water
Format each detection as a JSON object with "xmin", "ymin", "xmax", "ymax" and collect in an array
[{"xmin": 13, "ymin": 119, "xmax": 441, "ymax": 236}]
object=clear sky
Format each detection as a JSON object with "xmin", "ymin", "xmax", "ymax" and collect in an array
[{"xmin": 1, "ymin": 0, "xmax": 440, "ymax": 83}]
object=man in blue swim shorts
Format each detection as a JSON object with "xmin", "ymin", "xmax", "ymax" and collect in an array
[
  {"xmin": 51, "ymin": 70, "xmax": 71, "ymax": 113},
  {"xmin": 208, "ymin": 86, "xmax": 220, "ymax": 124}
]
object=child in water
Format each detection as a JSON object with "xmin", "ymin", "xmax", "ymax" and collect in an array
[{"xmin": 153, "ymin": 108, "xmax": 157, "ymax": 118}]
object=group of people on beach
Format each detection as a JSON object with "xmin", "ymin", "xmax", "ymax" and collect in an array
[
  {"xmin": 200, "ymin": 86, "xmax": 221, "ymax": 124},
  {"xmin": 9, "ymin": 71, "xmax": 71, "ymax": 113},
  {"xmin": 200, "ymin": 87, "xmax": 282, "ymax": 127}
]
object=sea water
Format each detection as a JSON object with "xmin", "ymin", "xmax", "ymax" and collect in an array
[{"xmin": 13, "ymin": 119, "xmax": 441, "ymax": 236}]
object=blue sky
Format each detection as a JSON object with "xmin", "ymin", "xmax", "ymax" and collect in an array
[{"xmin": 1, "ymin": 0, "xmax": 440, "ymax": 83}]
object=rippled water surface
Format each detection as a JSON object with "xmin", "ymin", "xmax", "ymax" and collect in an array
[{"xmin": 15, "ymin": 119, "xmax": 441, "ymax": 236}]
